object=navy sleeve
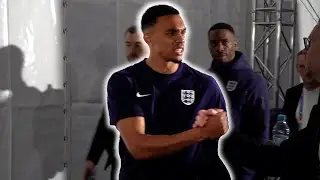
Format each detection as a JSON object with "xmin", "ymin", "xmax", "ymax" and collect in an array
[
  {"xmin": 86, "ymin": 110, "xmax": 107, "ymax": 164},
  {"xmin": 205, "ymin": 76, "xmax": 227, "ymax": 111},
  {"xmin": 106, "ymin": 73, "xmax": 144, "ymax": 126},
  {"xmin": 223, "ymin": 78, "xmax": 270, "ymax": 180},
  {"xmin": 243, "ymin": 78, "xmax": 270, "ymax": 142},
  {"xmin": 199, "ymin": 77, "xmax": 231, "ymax": 179},
  {"xmin": 87, "ymin": 109, "xmax": 117, "ymax": 170}
]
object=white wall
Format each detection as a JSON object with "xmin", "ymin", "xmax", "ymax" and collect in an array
[
  {"xmin": 0, "ymin": 0, "xmax": 65, "ymax": 180},
  {"xmin": 116, "ymin": 0, "xmax": 252, "ymax": 68},
  {"xmin": 297, "ymin": 0, "xmax": 320, "ymax": 50},
  {"xmin": 0, "ymin": 1, "xmax": 10, "ymax": 179}
]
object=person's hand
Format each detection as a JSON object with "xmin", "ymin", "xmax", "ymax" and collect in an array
[
  {"xmin": 193, "ymin": 109, "xmax": 229, "ymax": 140},
  {"xmin": 192, "ymin": 109, "xmax": 224, "ymax": 128},
  {"xmin": 204, "ymin": 111, "xmax": 228, "ymax": 139},
  {"xmin": 83, "ymin": 160, "xmax": 96, "ymax": 180}
]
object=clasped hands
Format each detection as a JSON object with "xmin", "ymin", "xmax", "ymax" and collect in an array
[{"xmin": 192, "ymin": 109, "xmax": 229, "ymax": 140}]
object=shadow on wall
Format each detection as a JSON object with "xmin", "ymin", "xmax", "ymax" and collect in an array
[
  {"xmin": 66, "ymin": 1, "xmax": 118, "ymax": 180},
  {"xmin": 0, "ymin": 45, "xmax": 65, "ymax": 180}
]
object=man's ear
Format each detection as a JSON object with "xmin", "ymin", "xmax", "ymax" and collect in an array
[
  {"xmin": 143, "ymin": 33, "xmax": 151, "ymax": 45},
  {"xmin": 234, "ymin": 40, "xmax": 238, "ymax": 50}
]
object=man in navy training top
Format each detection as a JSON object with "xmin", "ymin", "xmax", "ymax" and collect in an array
[
  {"xmin": 207, "ymin": 22, "xmax": 270, "ymax": 180},
  {"xmin": 84, "ymin": 25, "xmax": 148, "ymax": 180},
  {"xmin": 106, "ymin": 4, "xmax": 231, "ymax": 180},
  {"xmin": 195, "ymin": 21, "xmax": 320, "ymax": 180}
]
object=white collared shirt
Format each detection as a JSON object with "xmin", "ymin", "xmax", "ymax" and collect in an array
[{"xmin": 295, "ymin": 87, "xmax": 319, "ymax": 130}]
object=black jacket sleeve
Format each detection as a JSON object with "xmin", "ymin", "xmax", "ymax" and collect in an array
[
  {"xmin": 222, "ymin": 131, "xmax": 284, "ymax": 177},
  {"xmin": 282, "ymin": 84, "xmax": 303, "ymax": 135},
  {"xmin": 86, "ymin": 110, "xmax": 108, "ymax": 165},
  {"xmin": 242, "ymin": 77, "xmax": 270, "ymax": 142},
  {"xmin": 223, "ymin": 106, "xmax": 320, "ymax": 180},
  {"xmin": 230, "ymin": 78, "xmax": 270, "ymax": 179}
]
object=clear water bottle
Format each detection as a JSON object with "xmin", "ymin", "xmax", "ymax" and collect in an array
[{"xmin": 272, "ymin": 114, "xmax": 290, "ymax": 146}]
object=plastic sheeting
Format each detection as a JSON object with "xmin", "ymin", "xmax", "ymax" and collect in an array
[
  {"xmin": 68, "ymin": 0, "xmax": 117, "ymax": 179},
  {"xmin": 0, "ymin": 0, "xmax": 65, "ymax": 180},
  {"xmin": 0, "ymin": 1, "xmax": 10, "ymax": 180}
]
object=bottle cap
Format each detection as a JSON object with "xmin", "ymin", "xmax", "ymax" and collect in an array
[{"xmin": 277, "ymin": 114, "xmax": 286, "ymax": 121}]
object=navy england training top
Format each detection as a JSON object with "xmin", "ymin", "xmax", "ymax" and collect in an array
[{"xmin": 107, "ymin": 59, "xmax": 231, "ymax": 180}]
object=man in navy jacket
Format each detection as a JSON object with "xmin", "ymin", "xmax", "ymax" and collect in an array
[
  {"xmin": 193, "ymin": 21, "xmax": 320, "ymax": 180},
  {"xmin": 207, "ymin": 22, "xmax": 270, "ymax": 180}
]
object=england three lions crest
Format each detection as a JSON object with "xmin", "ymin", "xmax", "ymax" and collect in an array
[
  {"xmin": 226, "ymin": 81, "xmax": 238, "ymax": 91},
  {"xmin": 181, "ymin": 90, "xmax": 195, "ymax": 105}
]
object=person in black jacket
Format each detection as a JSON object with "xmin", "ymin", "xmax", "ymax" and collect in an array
[
  {"xmin": 221, "ymin": 98, "xmax": 320, "ymax": 180},
  {"xmin": 207, "ymin": 22, "xmax": 269, "ymax": 180},
  {"xmin": 305, "ymin": 21, "xmax": 320, "ymax": 82},
  {"xmin": 83, "ymin": 25, "xmax": 148, "ymax": 180},
  {"xmin": 283, "ymin": 49, "xmax": 320, "ymax": 135},
  {"xmin": 194, "ymin": 94, "xmax": 320, "ymax": 179}
]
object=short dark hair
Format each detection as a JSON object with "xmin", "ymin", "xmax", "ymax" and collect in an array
[
  {"xmin": 208, "ymin": 22, "xmax": 235, "ymax": 35},
  {"xmin": 141, "ymin": 5, "xmax": 179, "ymax": 31},
  {"xmin": 125, "ymin": 25, "xmax": 137, "ymax": 35}
]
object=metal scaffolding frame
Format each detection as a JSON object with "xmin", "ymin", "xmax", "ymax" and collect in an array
[
  {"xmin": 62, "ymin": 0, "xmax": 72, "ymax": 179},
  {"xmin": 250, "ymin": 0, "xmax": 297, "ymax": 108}
]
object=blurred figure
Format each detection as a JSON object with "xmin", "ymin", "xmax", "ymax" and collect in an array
[
  {"xmin": 305, "ymin": 22, "xmax": 320, "ymax": 82},
  {"xmin": 83, "ymin": 25, "xmax": 148, "ymax": 180},
  {"xmin": 283, "ymin": 49, "xmax": 320, "ymax": 134},
  {"xmin": 125, "ymin": 25, "xmax": 149, "ymax": 62},
  {"xmin": 215, "ymin": 22, "xmax": 320, "ymax": 180},
  {"xmin": 208, "ymin": 22, "xmax": 269, "ymax": 180}
]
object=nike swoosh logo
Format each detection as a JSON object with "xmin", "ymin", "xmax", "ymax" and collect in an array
[{"xmin": 136, "ymin": 92, "xmax": 151, "ymax": 97}]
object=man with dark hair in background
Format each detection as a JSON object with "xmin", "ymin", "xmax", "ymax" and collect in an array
[
  {"xmin": 83, "ymin": 25, "xmax": 148, "ymax": 180},
  {"xmin": 194, "ymin": 21, "xmax": 320, "ymax": 179},
  {"xmin": 206, "ymin": 22, "xmax": 269, "ymax": 180},
  {"xmin": 106, "ymin": 4, "xmax": 231, "ymax": 180}
]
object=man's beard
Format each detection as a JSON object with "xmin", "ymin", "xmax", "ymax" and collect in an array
[
  {"xmin": 306, "ymin": 68, "xmax": 320, "ymax": 83},
  {"xmin": 167, "ymin": 58, "xmax": 182, "ymax": 64},
  {"xmin": 127, "ymin": 57, "xmax": 138, "ymax": 62},
  {"xmin": 304, "ymin": 81, "xmax": 320, "ymax": 90},
  {"xmin": 127, "ymin": 53, "xmax": 140, "ymax": 62}
]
